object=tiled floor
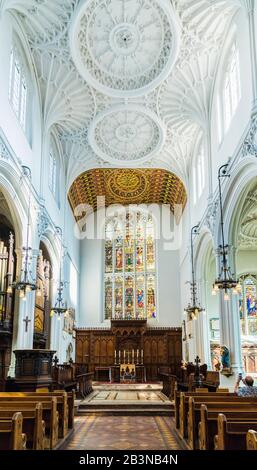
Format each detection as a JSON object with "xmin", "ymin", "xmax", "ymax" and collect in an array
[{"xmin": 64, "ymin": 416, "xmax": 183, "ymax": 450}]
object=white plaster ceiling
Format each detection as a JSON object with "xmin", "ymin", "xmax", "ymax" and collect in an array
[{"xmin": 0, "ymin": 0, "xmax": 243, "ymax": 186}]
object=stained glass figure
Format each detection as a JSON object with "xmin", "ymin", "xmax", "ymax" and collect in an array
[
  {"xmin": 115, "ymin": 247, "xmax": 123, "ymax": 272},
  {"xmin": 147, "ymin": 275, "xmax": 156, "ymax": 319},
  {"xmin": 114, "ymin": 277, "xmax": 123, "ymax": 318},
  {"xmin": 105, "ymin": 278, "xmax": 112, "ymax": 320},
  {"xmin": 239, "ymin": 275, "xmax": 257, "ymax": 336},
  {"xmin": 125, "ymin": 276, "xmax": 134, "ymax": 319},
  {"xmin": 105, "ymin": 243, "xmax": 113, "ymax": 273},
  {"xmin": 136, "ymin": 275, "xmax": 145, "ymax": 319}
]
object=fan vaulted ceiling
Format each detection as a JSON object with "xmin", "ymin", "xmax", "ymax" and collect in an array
[{"xmin": 0, "ymin": 0, "xmax": 243, "ymax": 189}]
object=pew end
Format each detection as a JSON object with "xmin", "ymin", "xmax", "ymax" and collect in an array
[{"xmin": 247, "ymin": 430, "xmax": 257, "ymax": 450}]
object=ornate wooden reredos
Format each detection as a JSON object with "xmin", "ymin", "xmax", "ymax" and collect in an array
[
  {"xmin": 33, "ymin": 242, "xmax": 52, "ymax": 350},
  {"xmin": 76, "ymin": 322, "xmax": 182, "ymax": 381}
]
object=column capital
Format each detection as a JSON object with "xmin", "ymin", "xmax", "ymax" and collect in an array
[{"xmin": 245, "ymin": 0, "xmax": 254, "ymax": 15}]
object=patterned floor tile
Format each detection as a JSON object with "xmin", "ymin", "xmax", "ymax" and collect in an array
[{"xmin": 65, "ymin": 416, "xmax": 184, "ymax": 450}]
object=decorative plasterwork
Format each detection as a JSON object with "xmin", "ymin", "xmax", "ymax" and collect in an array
[
  {"xmin": 37, "ymin": 206, "xmax": 50, "ymax": 238},
  {"xmin": 1, "ymin": 0, "xmax": 242, "ymax": 181},
  {"xmin": 238, "ymin": 187, "xmax": 257, "ymax": 248},
  {"xmin": 88, "ymin": 105, "xmax": 165, "ymax": 165},
  {"xmin": 69, "ymin": 0, "xmax": 180, "ymax": 97},
  {"xmin": 33, "ymin": 50, "xmax": 96, "ymax": 134},
  {"xmin": 0, "ymin": 138, "xmax": 11, "ymax": 161},
  {"xmin": 68, "ymin": 168, "xmax": 187, "ymax": 215},
  {"xmin": 242, "ymin": 114, "xmax": 257, "ymax": 157}
]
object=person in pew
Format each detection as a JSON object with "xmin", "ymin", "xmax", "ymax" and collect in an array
[{"xmin": 234, "ymin": 374, "xmax": 257, "ymax": 397}]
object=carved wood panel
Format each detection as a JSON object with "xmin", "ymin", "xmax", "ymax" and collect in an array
[{"xmin": 76, "ymin": 327, "xmax": 182, "ymax": 381}]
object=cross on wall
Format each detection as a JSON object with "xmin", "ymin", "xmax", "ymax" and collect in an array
[{"xmin": 23, "ymin": 316, "xmax": 31, "ymax": 332}]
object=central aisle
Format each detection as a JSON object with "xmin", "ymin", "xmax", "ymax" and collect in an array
[
  {"xmin": 63, "ymin": 383, "xmax": 185, "ymax": 450},
  {"xmin": 64, "ymin": 415, "xmax": 184, "ymax": 450}
]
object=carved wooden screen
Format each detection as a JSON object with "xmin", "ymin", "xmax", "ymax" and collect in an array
[
  {"xmin": 0, "ymin": 227, "xmax": 15, "ymax": 390},
  {"xmin": 0, "ymin": 231, "xmax": 15, "ymax": 326},
  {"xmin": 34, "ymin": 250, "xmax": 51, "ymax": 343}
]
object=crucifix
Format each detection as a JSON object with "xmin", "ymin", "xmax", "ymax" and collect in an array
[{"xmin": 23, "ymin": 316, "xmax": 31, "ymax": 332}]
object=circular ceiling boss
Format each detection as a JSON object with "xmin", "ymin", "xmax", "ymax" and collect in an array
[
  {"xmin": 69, "ymin": 0, "xmax": 180, "ymax": 97},
  {"xmin": 107, "ymin": 169, "xmax": 149, "ymax": 201},
  {"xmin": 88, "ymin": 105, "xmax": 165, "ymax": 165}
]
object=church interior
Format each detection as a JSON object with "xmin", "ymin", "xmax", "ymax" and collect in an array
[{"xmin": 1, "ymin": 0, "xmax": 257, "ymax": 454}]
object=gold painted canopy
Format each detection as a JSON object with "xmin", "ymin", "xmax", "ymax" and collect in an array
[{"xmin": 68, "ymin": 168, "xmax": 187, "ymax": 217}]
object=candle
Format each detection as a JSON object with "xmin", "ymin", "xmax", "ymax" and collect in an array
[
  {"xmin": 137, "ymin": 349, "xmax": 139, "ymax": 362},
  {"xmin": 124, "ymin": 350, "xmax": 125, "ymax": 363}
]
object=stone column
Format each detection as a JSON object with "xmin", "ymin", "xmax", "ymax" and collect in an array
[
  {"xmin": 218, "ymin": 246, "xmax": 243, "ymax": 388},
  {"xmin": 245, "ymin": 0, "xmax": 257, "ymax": 114},
  {"xmin": 194, "ymin": 279, "xmax": 212, "ymax": 369}
]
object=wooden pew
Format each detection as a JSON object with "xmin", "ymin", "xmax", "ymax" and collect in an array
[
  {"xmin": 187, "ymin": 398, "xmax": 257, "ymax": 449},
  {"xmin": 247, "ymin": 430, "xmax": 257, "ymax": 450},
  {"xmin": 0, "ymin": 412, "xmax": 26, "ymax": 450},
  {"xmin": 33, "ymin": 390, "xmax": 75, "ymax": 429},
  {"xmin": 178, "ymin": 392, "xmax": 235, "ymax": 437},
  {"xmin": 0, "ymin": 390, "xmax": 75, "ymax": 430},
  {"xmin": 0, "ymin": 398, "xmax": 58, "ymax": 449},
  {"xmin": 175, "ymin": 389, "xmax": 232, "ymax": 430},
  {"xmin": 214, "ymin": 414, "xmax": 257, "ymax": 450},
  {"xmin": 199, "ymin": 404, "xmax": 257, "ymax": 450},
  {"xmin": 0, "ymin": 402, "xmax": 45, "ymax": 450},
  {"xmin": 0, "ymin": 392, "xmax": 68, "ymax": 438}
]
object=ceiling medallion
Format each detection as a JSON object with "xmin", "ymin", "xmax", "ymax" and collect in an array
[
  {"xmin": 88, "ymin": 105, "xmax": 165, "ymax": 165},
  {"xmin": 107, "ymin": 169, "xmax": 149, "ymax": 201},
  {"xmin": 69, "ymin": 0, "xmax": 180, "ymax": 97}
]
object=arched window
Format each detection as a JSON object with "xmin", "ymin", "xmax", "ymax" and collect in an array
[
  {"xmin": 8, "ymin": 43, "xmax": 30, "ymax": 133},
  {"xmin": 217, "ymin": 40, "xmax": 241, "ymax": 141},
  {"xmin": 48, "ymin": 135, "xmax": 60, "ymax": 206},
  {"xmin": 193, "ymin": 138, "xmax": 205, "ymax": 204},
  {"xmin": 104, "ymin": 210, "xmax": 157, "ymax": 321}
]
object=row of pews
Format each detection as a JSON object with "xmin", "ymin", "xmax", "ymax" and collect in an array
[
  {"xmin": 0, "ymin": 390, "xmax": 75, "ymax": 450},
  {"xmin": 174, "ymin": 387, "xmax": 257, "ymax": 450}
]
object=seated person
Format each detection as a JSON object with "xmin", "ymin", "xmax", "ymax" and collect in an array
[{"xmin": 234, "ymin": 374, "xmax": 257, "ymax": 397}]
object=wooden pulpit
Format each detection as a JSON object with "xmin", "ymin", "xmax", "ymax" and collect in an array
[{"xmin": 12, "ymin": 349, "xmax": 56, "ymax": 391}]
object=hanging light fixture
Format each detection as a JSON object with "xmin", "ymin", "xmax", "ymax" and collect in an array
[
  {"xmin": 184, "ymin": 225, "xmax": 205, "ymax": 321},
  {"xmin": 50, "ymin": 227, "xmax": 69, "ymax": 319},
  {"xmin": 9, "ymin": 166, "xmax": 39, "ymax": 300},
  {"xmin": 212, "ymin": 164, "xmax": 241, "ymax": 301}
]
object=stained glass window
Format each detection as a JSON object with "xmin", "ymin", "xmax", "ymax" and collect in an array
[
  {"xmin": 104, "ymin": 210, "xmax": 157, "ymax": 320},
  {"xmin": 239, "ymin": 275, "xmax": 257, "ymax": 336}
]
